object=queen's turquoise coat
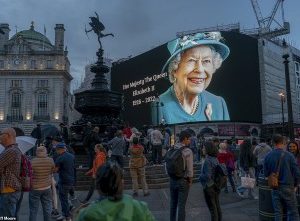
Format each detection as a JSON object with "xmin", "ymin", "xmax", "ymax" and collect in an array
[{"xmin": 153, "ymin": 86, "xmax": 230, "ymax": 124}]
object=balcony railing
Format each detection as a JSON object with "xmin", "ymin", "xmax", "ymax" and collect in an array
[
  {"xmin": 7, "ymin": 115, "xmax": 23, "ymax": 122},
  {"xmin": 33, "ymin": 114, "xmax": 50, "ymax": 121}
]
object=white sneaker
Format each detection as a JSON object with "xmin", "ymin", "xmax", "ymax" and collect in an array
[
  {"xmin": 237, "ymin": 191, "xmax": 246, "ymax": 198},
  {"xmin": 56, "ymin": 216, "xmax": 66, "ymax": 221},
  {"xmin": 51, "ymin": 209, "xmax": 60, "ymax": 218},
  {"xmin": 249, "ymin": 195, "xmax": 258, "ymax": 200}
]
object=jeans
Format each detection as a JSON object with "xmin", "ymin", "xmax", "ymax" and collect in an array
[
  {"xmin": 170, "ymin": 178, "xmax": 190, "ymax": 221},
  {"xmin": 29, "ymin": 188, "xmax": 52, "ymax": 221},
  {"xmin": 237, "ymin": 167, "xmax": 255, "ymax": 198},
  {"xmin": 224, "ymin": 169, "xmax": 236, "ymax": 192},
  {"xmin": 0, "ymin": 191, "xmax": 21, "ymax": 218},
  {"xmin": 16, "ymin": 191, "xmax": 24, "ymax": 220},
  {"xmin": 83, "ymin": 179, "xmax": 96, "ymax": 202},
  {"xmin": 87, "ymin": 149, "xmax": 95, "ymax": 169},
  {"xmin": 130, "ymin": 167, "xmax": 148, "ymax": 194},
  {"xmin": 152, "ymin": 145, "xmax": 162, "ymax": 164},
  {"xmin": 111, "ymin": 155, "xmax": 124, "ymax": 168},
  {"xmin": 58, "ymin": 184, "xmax": 73, "ymax": 218},
  {"xmin": 203, "ymin": 186, "xmax": 222, "ymax": 221},
  {"xmin": 255, "ymin": 165, "xmax": 263, "ymax": 182},
  {"xmin": 272, "ymin": 186, "xmax": 299, "ymax": 221},
  {"xmin": 51, "ymin": 176, "xmax": 58, "ymax": 210}
]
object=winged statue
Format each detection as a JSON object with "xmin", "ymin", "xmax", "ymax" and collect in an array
[{"xmin": 85, "ymin": 12, "xmax": 114, "ymax": 49}]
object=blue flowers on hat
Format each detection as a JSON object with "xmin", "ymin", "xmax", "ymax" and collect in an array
[{"xmin": 162, "ymin": 32, "xmax": 230, "ymax": 73}]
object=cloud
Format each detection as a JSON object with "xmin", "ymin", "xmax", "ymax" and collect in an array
[{"xmin": 0, "ymin": 0, "xmax": 299, "ymax": 91}]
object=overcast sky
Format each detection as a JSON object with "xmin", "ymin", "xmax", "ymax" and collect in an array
[{"xmin": 1, "ymin": 0, "xmax": 299, "ymax": 90}]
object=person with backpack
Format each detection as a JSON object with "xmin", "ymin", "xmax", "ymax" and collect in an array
[
  {"xmin": 29, "ymin": 145, "xmax": 55, "ymax": 221},
  {"xmin": 0, "ymin": 128, "xmax": 22, "ymax": 218},
  {"xmin": 166, "ymin": 130, "xmax": 193, "ymax": 221},
  {"xmin": 129, "ymin": 137, "xmax": 149, "ymax": 197},
  {"xmin": 264, "ymin": 134, "xmax": 300, "ymax": 221},
  {"xmin": 200, "ymin": 140, "xmax": 227, "ymax": 221}
]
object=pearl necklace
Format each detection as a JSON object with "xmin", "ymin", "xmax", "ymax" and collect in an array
[{"xmin": 174, "ymin": 87, "xmax": 199, "ymax": 115}]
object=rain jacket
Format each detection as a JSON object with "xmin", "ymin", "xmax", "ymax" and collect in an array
[
  {"xmin": 129, "ymin": 144, "xmax": 146, "ymax": 169},
  {"xmin": 86, "ymin": 152, "xmax": 106, "ymax": 178},
  {"xmin": 75, "ymin": 194, "xmax": 155, "ymax": 221}
]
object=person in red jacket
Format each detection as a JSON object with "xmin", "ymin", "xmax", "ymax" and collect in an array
[{"xmin": 217, "ymin": 142, "xmax": 236, "ymax": 193}]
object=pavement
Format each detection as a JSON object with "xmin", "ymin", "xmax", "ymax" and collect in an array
[{"xmin": 18, "ymin": 183, "xmax": 259, "ymax": 221}]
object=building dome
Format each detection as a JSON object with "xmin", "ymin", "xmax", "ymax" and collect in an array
[{"xmin": 9, "ymin": 22, "xmax": 53, "ymax": 50}]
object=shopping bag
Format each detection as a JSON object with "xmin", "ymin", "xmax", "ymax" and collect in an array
[{"xmin": 241, "ymin": 175, "xmax": 256, "ymax": 189}]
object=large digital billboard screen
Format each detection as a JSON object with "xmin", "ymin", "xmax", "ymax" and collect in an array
[{"xmin": 111, "ymin": 31, "xmax": 262, "ymax": 127}]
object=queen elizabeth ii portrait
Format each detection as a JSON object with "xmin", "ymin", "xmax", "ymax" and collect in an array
[{"xmin": 153, "ymin": 32, "xmax": 230, "ymax": 124}]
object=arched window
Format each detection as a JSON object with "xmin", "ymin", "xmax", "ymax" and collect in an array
[
  {"xmin": 11, "ymin": 92, "xmax": 22, "ymax": 120},
  {"xmin": 37, "ymin": 93, "xmax": 48, "ymax": 116}
]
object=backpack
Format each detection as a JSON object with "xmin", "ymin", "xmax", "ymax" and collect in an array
[
  {"xmin": 20, "ymin": 154, "xmax": 33, "ymax": 192},
  {"xmin": 165, "ymin": 147, "xmax": 185, "ymax": 179},
  {"xmin": 213, "ymin": 163, "xmax": 227, "ymax": 190}
]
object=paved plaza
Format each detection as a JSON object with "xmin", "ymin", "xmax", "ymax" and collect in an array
[{"xmin": 19, "ymin": 183, "xmax": 259, "ymax": 221}]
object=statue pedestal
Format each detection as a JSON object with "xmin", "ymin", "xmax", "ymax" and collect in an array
[{"xmin": 73, "ymin": 49, "xmax": 122, "ymax": 129}]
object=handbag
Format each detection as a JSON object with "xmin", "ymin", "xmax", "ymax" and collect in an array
[
  {"xmin": 268, "ymin": 151, "xmax": 285, "ymax": 189},
  {"xmin": 241, "ymin": 174, "xmax": 256, "ymax": 189}
]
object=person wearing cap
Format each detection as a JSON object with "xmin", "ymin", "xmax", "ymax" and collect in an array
[
  {"xmin": 169, "ymin": 130, "xmax": 193, "ymax": 221},
  {"xmin": 54, "ymin": 142, "xmax": 75, "ymax": 221},
  {"xmin": 154, "ymin": 32, "xmax": 230, "ymax": 124},
  {"xmin": 50, "ymin": 136, "xmax": 64, "ymax": 218}
]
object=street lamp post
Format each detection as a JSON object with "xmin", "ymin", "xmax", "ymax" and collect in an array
[
  {"xmin": 282, "ymin": 39, "xmax": 294, "ymax": 139},
  {"xmin": 154, "ymin": 97, "xmax": 164, "ymax": 126},
  {"xmin": 279, "ymin": 92, "xmax": 285, "ymax": 135}
]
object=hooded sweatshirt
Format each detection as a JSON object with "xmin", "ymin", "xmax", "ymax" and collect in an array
[
  {"xmin": 173, "ymin": 142, "xmax": 194, "ymax": 178},
  {"xmin": 76, "ymin": 194, "xmax": 155, "ymax": 221},
  {"xmin": 253, "ymin": 143, "xmax": 272, "ymax": 166}
]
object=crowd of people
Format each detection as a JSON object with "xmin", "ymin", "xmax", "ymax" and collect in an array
[{"xmin": 1, "ymin": 123, "xmax": 300, "ymax": 221}]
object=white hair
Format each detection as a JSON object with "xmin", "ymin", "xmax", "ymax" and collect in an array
[{"xmin": 168, "ymin": 46, "xmax": 223, "ymax": 83}]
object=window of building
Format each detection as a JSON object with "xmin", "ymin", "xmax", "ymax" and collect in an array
[
  {"xmin": 37, "ymin": 93, "xmax": 48, "ymax": 116},
  {"xmin": 31, "ymin": 60, "xmax": 36, "ymax": 69},
  {"xmin": 11, "ymin": 80, "xmax": 22, "ymax": 87},
  {"xmin": 295, "ymin": 61, "xmax": 300, "ymax": 119},
  {"xmin": 47, "ymin": 60, "xmax": 52, "ymax": 69},
  {"xmin": 11, "ymin": 92, "xmax": 22, "ymax": 119},
  {"xmin": 0, "ymin": 60, "xmax": 4, "ymax": 69},
  {"xmin": 37, "ymin": 80, "xmax": 48, "ymax": 87},
  {"xmin": 296, "ymin": 62, "xmax": 300, "ymax": 85}
]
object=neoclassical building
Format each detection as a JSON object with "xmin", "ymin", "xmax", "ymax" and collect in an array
[{"xmin": 0, "ymin": 22, "xmax": 73, "ymax": 135}]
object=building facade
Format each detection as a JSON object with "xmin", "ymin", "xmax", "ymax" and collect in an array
[{"xmin": 0, "ymin": 22, "xmax": 73, "ymax": 135}]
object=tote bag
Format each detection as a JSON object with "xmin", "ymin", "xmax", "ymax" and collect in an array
[{"xmin": 241, "ymin": 175, "xmax": 256, "ymax": 189}]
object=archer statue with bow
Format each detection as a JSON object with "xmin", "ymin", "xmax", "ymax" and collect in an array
[{"xmin": 85, "ymin": 12, "xmax": 114, "ymax": 50}]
